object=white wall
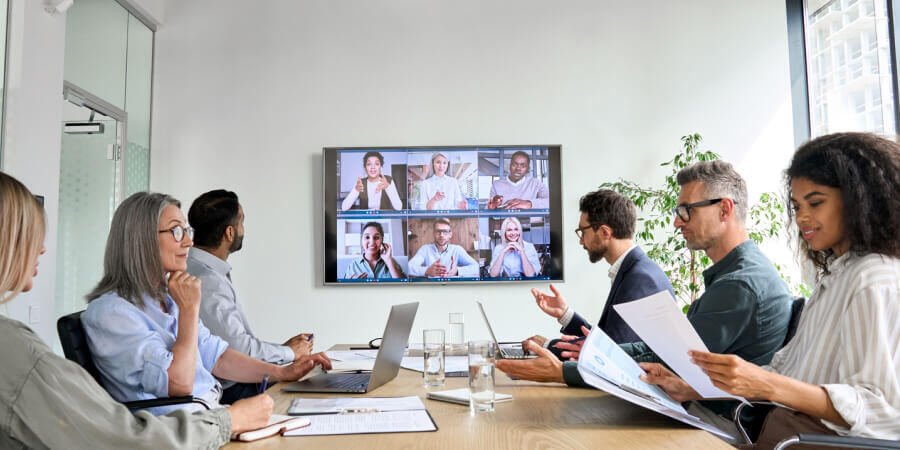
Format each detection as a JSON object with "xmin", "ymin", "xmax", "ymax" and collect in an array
[
  {"xmin": 1, "ymin": 0, "xmax": 67, "ymax": 344},
  {"xmin": 150, "ymin": 0, "xmax": 797, "ymax": 351}
]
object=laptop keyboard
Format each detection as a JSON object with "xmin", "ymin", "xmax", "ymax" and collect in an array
[{"xmin": 329, "ymin": 373, "xmax": 370, "ymax": 389}]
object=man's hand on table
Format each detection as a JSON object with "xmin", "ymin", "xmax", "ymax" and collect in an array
[{"xmin": 495, "ymin": 340, "xmax": 565, "ymax": 384}]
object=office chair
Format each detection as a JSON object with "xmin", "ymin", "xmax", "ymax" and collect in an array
[
  {"xmin": 732, "ymin": 298, "xmax": 900, "ymax": 449},
  {"xmin": 57, "ymin": 311, "xmax": 210, "ymax": 411}
]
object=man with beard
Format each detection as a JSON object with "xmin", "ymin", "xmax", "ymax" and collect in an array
[
  {"xmin": 187, "ymin": 189, "xmax": 315, "ymax": 403},
  {"xmin": 487, "ymin": 151, "xmax": 550, "ymax": 209},
  {"xmin": 498, "ymin": 161, "xmax": 793, "ymax": 426},
  {"xmin": 522, "ymin": 189, "xmax": 674, "ymax": 359},
  {"xmin": 408, "ymin": 218, "xmax": 480, "ymax": 278}
]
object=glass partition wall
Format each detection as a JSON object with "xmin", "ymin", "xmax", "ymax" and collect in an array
[{"xmin": 55, "ymin": 0, "xmax": 153, "ymax": 322}]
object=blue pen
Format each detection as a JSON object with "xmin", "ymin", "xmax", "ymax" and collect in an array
[
  {"xmin": 306, "ymin": 334, "xmax": 314, "ymax": 342},
  {"xmin": 259, "ymin": 374, "xmax": 269, "ymax": 394}
]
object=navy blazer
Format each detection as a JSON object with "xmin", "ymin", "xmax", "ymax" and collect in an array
[{"xmin": 549, "ymin": 247, "xmax": 673, "ymax": 358}]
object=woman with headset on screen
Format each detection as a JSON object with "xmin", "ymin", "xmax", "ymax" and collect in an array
[
  {"xmin": 488, "ymin": 216, "xmax": 541, "ymax": 278},
  {"xmin": 341, "ymin": 151, "xmax": 403, "ymax": 211},
  {"xmin": 343, "ymin": 221, "xmax": 405, "ymax": 279},
  {"xmin": 416, "ymin": 151, "xmax": 468, "ymax": 210},
  {"xmin": 0, "ymin": 172, "xmax": 277, "ymax": 448}
]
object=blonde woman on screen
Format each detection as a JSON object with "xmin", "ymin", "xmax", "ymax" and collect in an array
[
  {"xmin": 488, "ymin": 216, "xmax": 541, "ymax": 277},
  {"xmin": 0, "ymin": 172, "xmax": 273, "ymax": 449},
  {"xmin": 416, "ymin": 152, "xmax": 467, "ymax": 210}
]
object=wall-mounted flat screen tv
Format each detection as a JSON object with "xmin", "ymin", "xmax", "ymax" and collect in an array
[{"xmin": 323, "ymin": 145, "xmax": 563, "ymax": 285}]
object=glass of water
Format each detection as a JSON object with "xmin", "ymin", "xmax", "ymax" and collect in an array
[
  {"xmin": 423, "ymin": 329, "xmax": 445, "ymax": 388},
  {"xmin": 448, "ymin": 313, "xmax": 464, "ymax": 353},
  {"xmin": 468, "ymin": 340, "xmax": 495, "ymax": 413}
]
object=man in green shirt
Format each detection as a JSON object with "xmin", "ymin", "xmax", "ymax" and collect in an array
[{"xmin": 498, "ymin": 161, "xmax": 792, "ymax": 418}]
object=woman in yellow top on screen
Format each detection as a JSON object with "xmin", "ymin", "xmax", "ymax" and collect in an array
[
  {"xmin": 488, "ymin": 216, "xmax": 541, "ymax": 278},
  {"xmin": 416, "ymin": 152, "xmax": 467, "ymax": 210},
  {"xmin": 341, "ymin": 151, "xmax": 403, "ymax": 211}
]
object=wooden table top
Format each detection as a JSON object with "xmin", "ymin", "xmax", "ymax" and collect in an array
[{"xmin": 224, "ymin": 346, "xmax": 732, "ymax": 449}]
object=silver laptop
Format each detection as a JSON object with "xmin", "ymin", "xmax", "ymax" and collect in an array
[
  {"xmin": 477, "ymin": 301, "xmax": 536, "ymax": 359},
  {"xmin": 281, "ymin": 301, "xmax": 418, "ymax": 393}
]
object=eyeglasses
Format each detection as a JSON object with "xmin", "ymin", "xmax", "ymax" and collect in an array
[
  {"xmin": 159, "ymin": 225, "xmax": 194, "ymax": 242},
  {"xmin": 434, "ymin": 229, "xmax": 452, "ymax": 235},
  {"xmin": 671, "ymin": 198, "xmax": 724, "ymax": 222},
  {"xmin": 574, "ymin": 224, "xmax": 597, "ymax": 239}
]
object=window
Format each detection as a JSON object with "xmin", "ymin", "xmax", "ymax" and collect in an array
[{"xmin": 787, "ymin": 0, "xmax": 900, "ymax": 143}]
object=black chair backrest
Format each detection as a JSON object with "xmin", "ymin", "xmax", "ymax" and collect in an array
[
  {"xmin": 782, "ymin": 297, "xmax": 806, "ymax": 347},
  {"xmin": 57, "ymin": 311, "xmax": 104, "ymax": 385}
]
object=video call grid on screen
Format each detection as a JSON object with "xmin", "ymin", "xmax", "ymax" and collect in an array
[{"xmin": 323, "ymin": 145, "xmax": 564, "ymax": 285}]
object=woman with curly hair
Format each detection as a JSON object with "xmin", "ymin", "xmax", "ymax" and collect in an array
[{"xmin": 640, "ymin": 132, "xmax": 900, "ymax": 447}]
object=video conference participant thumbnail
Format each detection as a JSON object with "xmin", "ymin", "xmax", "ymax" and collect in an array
[
  {"xmin": 337, "ymin": 219, "xmax": 407, "ymax": 281},
  {"xmin": 408, "ymin": 150, "xmax": 478, "ymax": 210},
  {"xmin": 483, "ymin": 215, "xmax": 549, "ymax": 278},
  {"xmin": 339, "ymin": 150, "xmax": 405, "ymax": 211},
  {"xmin": 407, "ymin": 218, "xmax": 480, "ymax": 279},
  {"xmin": 485, "ymin": 150, "xmax": 550, "ymax": 209}
]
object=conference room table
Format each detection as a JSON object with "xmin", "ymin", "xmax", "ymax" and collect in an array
[{"xmin": 224, "ymin": 345, "xmax": 732, "ymax": 449}]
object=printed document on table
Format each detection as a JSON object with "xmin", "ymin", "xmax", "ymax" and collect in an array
[
  {"xmin": 325, "ymin": 350, "xmax": 378, "ymax": 361},
  {"xmin": 613, "ymin": 290, "xmax": 748, "ymax": 404},
  {"xmin": 288, "ymin": 396, "xmax": 424, "ymax": 415},
  {"xmin": 400, "ymin": 356, "xmax": 468, "ymax": 373},
  {"xmin": 576, "ymin": 326, "xmax": 733, "ymax": 440},
  {"xmin": 284, "ymin": 410, "xmax": 436, "ymax": 436}
]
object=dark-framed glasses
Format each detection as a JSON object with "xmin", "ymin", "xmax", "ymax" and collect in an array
[
  {"xmin": 574, "ymin": 224, "xmax": 597, "ymax": 239},
  {"xmin": 671, "ymin": 198, "xmax": 724, "ymax": 222},
  {"xmin": 159, "ymin": 225, "xmax": 194, "ymax": 242}
]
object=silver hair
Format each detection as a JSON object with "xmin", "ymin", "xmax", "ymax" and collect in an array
[
  {"xmin": 499, "ymin": 216, "xmax": 523, "ymax": 245},
  {"xmin": 86, "ymin": 192, "xmax": 181, "ymax": 308},
  {"xmin": 676, "ymin": 160, "xmax": 748, "ymax": 222}
]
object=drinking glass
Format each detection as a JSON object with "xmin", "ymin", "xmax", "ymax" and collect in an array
[
  {"xmin": 468, "ymin": 340, "xmax": 495, "ymax": 413},
  {"xmin": 423, "ymin": 329, "xmax": 445, "ymax": 388},
  {"xmin": 448, "ymin": 313, "xmax": 464, "ymax": 352}
]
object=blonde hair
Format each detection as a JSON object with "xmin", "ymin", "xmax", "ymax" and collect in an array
[
  {"xmin": 499, "ymin": 217, "xmax": 523, "ymax": 245},
  {"xmin": 0, "ymin": 173, "xmax": 46, "ymax": 304}
]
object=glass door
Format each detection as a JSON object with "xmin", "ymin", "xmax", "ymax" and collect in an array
[{"xmin": 55, "ymin": 89, "xmax": 125, "ymax": 318}]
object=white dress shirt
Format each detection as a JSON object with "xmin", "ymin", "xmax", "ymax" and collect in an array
[{"xmin": 187, "ymin": 248, "xmax": 294, "ymax": 389}]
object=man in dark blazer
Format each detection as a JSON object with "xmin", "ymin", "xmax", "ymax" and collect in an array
[{"xmin": 522, "ymin": 189, "xmax": 673, "ymax": 359}]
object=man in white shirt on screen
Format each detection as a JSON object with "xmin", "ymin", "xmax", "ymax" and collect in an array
[
  {"xmin": 408, "ymin": 218, "xmax": 479, "ymax": 278},
  {"xmin": 186, "ymin": 189, "xmax": 316, "ymax": 404},
  {"xmin": 487, "ymin": 151, "xmax": 550, "ymax": 210}
]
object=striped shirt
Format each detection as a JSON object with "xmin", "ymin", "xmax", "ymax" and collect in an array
[{"xmin": 764, "ymin": 252, "xmax": 900, "ymax": 439}]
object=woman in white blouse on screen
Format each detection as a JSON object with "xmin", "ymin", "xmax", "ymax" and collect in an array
[
  {"xmin": 341, "ymin": 151, "xmax": 403, "ymax": 211},
  {"xmin": 416, "ymin": 152, "xmax": 467, "ymax": 210},
  {"xmin": 640, "ymin": 132, "xmax": 900, "ymax": 447},
  {"xmin": 488, "ymin": 217, "xmax": 541, "ymax": 278}
]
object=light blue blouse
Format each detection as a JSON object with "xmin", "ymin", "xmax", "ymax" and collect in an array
[
  {"xmin": 82, "ymin": 291, "xmax": 229, "ymax": 416},
  {"xmin": 489, "ymin": 241, "xmax": 542, "ymax": 277}
]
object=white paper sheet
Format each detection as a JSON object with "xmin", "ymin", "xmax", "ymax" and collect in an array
[
  {"xmin": 288, "ymin": 396, "xmax": 424, "ymax": 415},
  {"xmin": 400, "ymin": 356, "xmax": 469, "ymax": 373},
  {"xmin": 325, "ymin": 350, "xmax": 379, "ymax": 361},
  {"xmin": 613, "ymin": 290, "xmax": 748, "ymax": 404},
  {"xmin": 577, "ymin": 325, "xmax": 733, "ymax": 440},
  {"xmin": 284, "ymin": 410, "xmax": 436, "ymax": 436},
  {"xmin": 329, "ymin": 359, "xmax": 376, "ymax": 372}
]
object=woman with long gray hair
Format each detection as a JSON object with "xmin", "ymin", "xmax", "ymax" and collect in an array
[
  {"xmin": 0, "ymin": 173, "xmax": 272, "ymax": 448},
  {"xmin": 82, "ymin": 191, "xmax": 330, "ymax": 416}
]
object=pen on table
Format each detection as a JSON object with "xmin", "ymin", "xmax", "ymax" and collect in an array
[{"xmin": 259, "ymin": 374, "xmax": 269, "ymax": 394}]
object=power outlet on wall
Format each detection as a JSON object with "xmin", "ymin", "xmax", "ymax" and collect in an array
[{"xmin": 29, "ymin": 305, "xmax": 40, "ymax": 324}]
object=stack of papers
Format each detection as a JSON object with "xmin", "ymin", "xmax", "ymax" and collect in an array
[
  {"xmin": 284, "ymin": 396, "xmax": 437, "ymax": 436},
  {"xmin": 426, "ymin": 388, "xmax": 513, "ymax": 406},
  {"xmin": 400, "ymin": 356, "xmax": 469, "ymax": 373}
]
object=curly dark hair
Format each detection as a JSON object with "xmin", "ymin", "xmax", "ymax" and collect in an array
[
  {"xmin": 785, "ymin": 132, "xmax": 900, "ymax": 271},
  {"xmin": 578, "ymin": 189, "xmax": 636, "ymax": 239}
]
